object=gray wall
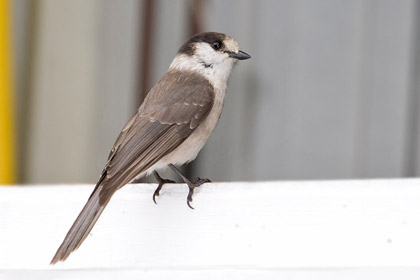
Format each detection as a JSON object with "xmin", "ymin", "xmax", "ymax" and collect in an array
[
  {"xmin": 13, "ymin": 0, "xmax": 420, "ymax": 183},
  {"xmin": 197, "ymin": 0, "xmax": 419, "ymax": 180}
]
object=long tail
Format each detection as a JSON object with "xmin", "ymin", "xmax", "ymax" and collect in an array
[{"xmin": 50, "ymin": 176, "xmax": 110, "ymax": 264}]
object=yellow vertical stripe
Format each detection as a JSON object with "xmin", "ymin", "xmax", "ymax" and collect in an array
[{"xmin": 0, "ymin": 0, "xmax": 15, "ymax": 184}]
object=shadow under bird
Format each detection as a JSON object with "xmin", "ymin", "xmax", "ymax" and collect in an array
[{"xmin": 51, "ymin": 32, "xmax": 251, "ymax": 264}]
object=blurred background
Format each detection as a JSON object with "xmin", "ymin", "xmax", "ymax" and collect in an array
[{"xmin": 1, "ymin": 0, "xmax": 420, "ymax": 185}]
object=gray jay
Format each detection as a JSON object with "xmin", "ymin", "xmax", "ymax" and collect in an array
[{"xmin": 51, "ymin": 32, "xmax": 250, "ymax": 264}]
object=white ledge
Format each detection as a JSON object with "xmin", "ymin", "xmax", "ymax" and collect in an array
[{"xmin": 1, "ymin": 179, "xmax": 420, "ymax": 278}]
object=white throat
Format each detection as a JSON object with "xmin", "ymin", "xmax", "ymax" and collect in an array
[{"xmin": 169, "ymin": 45, "xmax": 237, "ymax": 91}]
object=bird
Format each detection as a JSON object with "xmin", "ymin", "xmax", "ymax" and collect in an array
[{"xmin": 50, "ymin": 32, "xmax": 250, "ymax": 264}]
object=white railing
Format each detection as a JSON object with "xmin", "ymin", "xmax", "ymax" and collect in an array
[{"xmin": 1, "ymin": 179, "xmax": 420, "ymax": 278}]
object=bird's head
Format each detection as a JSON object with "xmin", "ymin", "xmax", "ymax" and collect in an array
[{"xmin": 170, "ymin": 32, "xmax": 251, "ymax": 84}]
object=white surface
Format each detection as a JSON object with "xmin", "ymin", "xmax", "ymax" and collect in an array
[
  {"xmin": 2, "ymin": 268, "xmax": 420, "ymax": 280},
  {"xmin": 1, "ymin": 179, "xmax": 420, "ymax": 278}
]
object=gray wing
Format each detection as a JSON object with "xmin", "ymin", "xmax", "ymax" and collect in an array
[{"xmin": 98, "ymin": 70, "xmax": 214, "ymax": 203}]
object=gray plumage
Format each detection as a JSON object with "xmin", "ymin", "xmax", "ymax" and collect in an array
[{"xmin": 51, "ymin": 32, "xmax": 250, "ymax": 264}]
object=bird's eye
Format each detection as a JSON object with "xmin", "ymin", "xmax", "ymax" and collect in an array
[{"xmin": 212, "ymin": 41, "xmax": 221, "ymax": 50}]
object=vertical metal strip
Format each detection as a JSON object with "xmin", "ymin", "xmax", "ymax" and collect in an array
[{"xmin": 137, "ymin": 0, "xmax": 155, "ymax": 107}]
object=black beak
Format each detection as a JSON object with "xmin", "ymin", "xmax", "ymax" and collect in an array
[{"xmin": 228, "ymin": 50, "xmax": 251, "ymax": 60}]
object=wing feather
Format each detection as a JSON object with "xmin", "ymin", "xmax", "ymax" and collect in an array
[{"xmin": 97, "ymin": 70, "xmax": 214, "ymax": 203}]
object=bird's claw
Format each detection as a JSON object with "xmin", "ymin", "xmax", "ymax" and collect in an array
[
  {"xmin": 185, "ymin": 177, "xmax": 211, "ymax": 209},
  {"xmin": 167, "ymin": 164, "xmax": 211, "ymax": 209},
  {"xmin": 194, "ymin": 177, "xmax": 211, "ymax": 184},
  {"xmin": 153, "ymin": 171, "xmax": 175, "ymax": 204}
]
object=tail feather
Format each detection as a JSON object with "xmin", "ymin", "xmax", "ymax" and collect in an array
[{"xmin": 50, "ymin": 184, "xmax": 109, "ymax": 264}]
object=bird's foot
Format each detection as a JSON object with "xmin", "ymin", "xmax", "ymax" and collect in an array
[
  {"xmin": 185, "ymin": 177, "xmax": 211, "ymax": 209},
  {"xmin": 153, "ymin": 171, "xmax": 176, "ymax": 204},
  {"xmin": 168, "ymin": 164, "xmax": 211, "ymax": 209}
]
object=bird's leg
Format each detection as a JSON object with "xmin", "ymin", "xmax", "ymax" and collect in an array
[
  {"xmin": 153, "ymin": 171, "xmax": 176, "ymax": 204},
  {"xmin": 168, "ymin": 164, "xmax": 211, "ymax": 209}
]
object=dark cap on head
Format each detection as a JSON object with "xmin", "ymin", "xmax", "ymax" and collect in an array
[{"xmin": 178, "ymin": 32, "xmax": 227, "ymax": 56}]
